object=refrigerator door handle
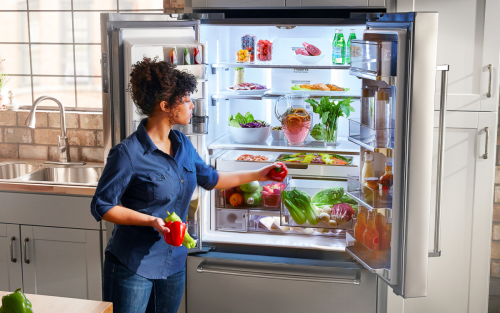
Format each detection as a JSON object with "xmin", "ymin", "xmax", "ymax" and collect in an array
[
  {"xmin": 196, "ymin": 260, "xmax": 361, "ymax": 285},
  {"xmin": 429, "ymin": 64, "xmax": 449, "ymax": 258}
]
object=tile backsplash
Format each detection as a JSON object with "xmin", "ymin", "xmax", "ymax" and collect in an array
[{"xmin": 0, "ymin": 110, "xmax": 104, "ymax": 162}]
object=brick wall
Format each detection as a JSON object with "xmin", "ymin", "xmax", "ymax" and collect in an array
[
  {"xmin": 163, "ymin": 0, "xmax": 184, "ymax": 13},
  {"xmin": 491, "ymin": 119, "xmax": 500, "ymax": 312},
  {"xmin": 0, "ymin": 111, "xmax": 104, "ymax": 163}
]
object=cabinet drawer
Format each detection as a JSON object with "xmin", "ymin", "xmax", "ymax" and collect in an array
[
  {"xmin": 215, "ymin": 150, "xmax": 359, "ymax": 179},
  {"xmin": 187, "ymin": 254, "xmax": 377, "ymax": 313}
]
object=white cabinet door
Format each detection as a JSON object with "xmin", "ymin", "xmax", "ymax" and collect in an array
[
  {"xmin": 0, "ymin": 224, "xmax": 22, "ymax": 292},
  {"xmin": 479, "ymin": 0, "xmax": 500, "ymax": 111},
  {"xmin": 385, "ymin": 111, "xmax": 497, "ymax": 312},
  {"xmin": 398, "ymin": 0, "xmax": 500, "ymax": 112},
  {"xmin": 21, "ymin": 226, "xmax": 102, "ymax": 300}
]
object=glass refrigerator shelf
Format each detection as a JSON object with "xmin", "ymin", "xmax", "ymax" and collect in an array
[{"xmin": 211, "ymin": 62, "xmax": 350, "ymax": 70}]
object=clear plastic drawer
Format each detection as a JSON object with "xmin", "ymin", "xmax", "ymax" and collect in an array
[
  {"xmin": 215, "ymin": 179, "xmax": 288, "ymax": 210},
  {"xmin": 280, "ymin": 178, "xmax": 355, "ymax": 230},
  {"xmin": 216, "ymin": 208, "xmax": 248, "ymax": 232}
]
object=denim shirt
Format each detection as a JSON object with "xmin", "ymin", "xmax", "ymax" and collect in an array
[{"xmin": 91, "ymin": 118, "xmax": 218, "ymax": 279}]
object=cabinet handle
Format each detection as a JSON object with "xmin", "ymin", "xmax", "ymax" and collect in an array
[
  {"xmin": 10, "ymin": 236, "xmax": 16, "ymax": 263},
  {"xmin": 483, "ymin": 127, "xmax": 490, "ymax": 159},
  {"xmin": 429, "ymin": 65, "xmax": 449, "ymax": 257},
  {"xmin": 487, "ymin": 64, "xmax": 493, "ymax": 98},
  {"xmin": 23, "ymin": 238, "xmax": 30, "ymax": 264}
]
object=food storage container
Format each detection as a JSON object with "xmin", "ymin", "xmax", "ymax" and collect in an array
[
  {"xmin": 257, "ymin": 39, "xmax": 272, "ymax": 62},
  {"xmin": 271, "ymin": 129, "xmax": 284, "ymax": 140}
]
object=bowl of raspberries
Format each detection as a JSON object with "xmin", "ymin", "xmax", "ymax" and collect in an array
[{"xmin": 294, "ymin": 42, "xmax": 325, "ymax": 64}]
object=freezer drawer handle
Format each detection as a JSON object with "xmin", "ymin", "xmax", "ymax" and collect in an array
[
  {"xmin": 483, "ymin": 127, "xmax": 489, "ymax": 159},
  {"xmin": 10, "ymin": 236, "xmax": 16, "ymax": 263},
  {"xmin": 429, "ymin": 64, "xmax": 449, "ymax": 258},
  {"xmin": 23, "ymin": 237, "xmax": 30, "ymax": 264},
  {"xmin": 487, "ymin": 64, "xmax": 493, "ymax": 98},
  {"xmin": 196, "ymin": 261, "xmax": 361, "ymax": 285}
]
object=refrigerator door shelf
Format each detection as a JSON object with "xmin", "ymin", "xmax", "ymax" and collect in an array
[
  {"xmin": 349, "ymin": 39, "xmax": 398, "ymax": 85},
  {"xmin": 348, "ymin": 119, "xmax": 395, "ymax": 157},
  {"xmin": 346, "ymin": 174, "xmax": 393, "ymax": 211},
  {"xmin": 345, "ymin": 231, "xmax": 391, "ymax": 282}
]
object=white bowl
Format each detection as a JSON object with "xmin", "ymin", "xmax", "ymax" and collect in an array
[
  {"xmin": 229, "ymin": 126, "xmax": 271, "ymax": 144},
  {"xmin": 294, "ymin": 53, "xmax": 326, "ymax": 64}
]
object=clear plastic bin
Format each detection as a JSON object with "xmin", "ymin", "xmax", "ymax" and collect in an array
[
  {"xmin": 216, "ymin": 208, "xmax": 248, "ymax": 232},
  {"xmin": 215, "ymin": 179, "xmax": 288, "ymax": 210},
  {"xmin": 350, "ymin": 40, "xmax": 397, "ymax": 78},
  {"xmin": 346, "ymin": 174, "xmax": 393, "ymax": 210},
  {"xmin": 280, "ymin": 178, "xmax": 355, "ymax": 229}
]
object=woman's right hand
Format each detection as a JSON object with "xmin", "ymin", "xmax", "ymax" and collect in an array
[{"xmin": 150, "ymin": 217, "xmax": 170, "ymax": 236}]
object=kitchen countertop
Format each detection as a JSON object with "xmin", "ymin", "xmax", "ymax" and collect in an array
[
  {"xmin": 0, "ymin": 291, "xmax": 112, "ymax": 313},
  {"xmin": 0, "ymin": 159, "xmax": 103, "ymax": 196}
]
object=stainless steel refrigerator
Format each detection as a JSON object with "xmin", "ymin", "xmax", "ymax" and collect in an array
[{"xmin": 101, "ymin": 11, "xmax": 445, "ymax": 312}]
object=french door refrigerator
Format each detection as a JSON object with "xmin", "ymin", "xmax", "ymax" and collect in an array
[{"xmin": 100, "ymin": 11, "xmax": 443, "ymax": 311}]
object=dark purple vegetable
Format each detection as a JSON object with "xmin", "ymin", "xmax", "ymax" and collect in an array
[{"xmin": 239, "ymin": 121, "xmax": 269, "ymax": 128}]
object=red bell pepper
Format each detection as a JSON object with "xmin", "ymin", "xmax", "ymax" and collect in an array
[
  {"xmin": 164, "ymin": 221, "xmax": 186, "ymax": 247},
  {"xmin": 269, "ymin": 162, "xmax": 288, "ymax": 182}
]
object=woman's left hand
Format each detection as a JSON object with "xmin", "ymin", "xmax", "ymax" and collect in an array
[{"xmin": 255, "ymin": 163, "xmax": 281, "ymax": 182}]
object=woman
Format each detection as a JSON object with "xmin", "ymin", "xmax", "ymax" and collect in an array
[{"xmin": 91, "ymin": 57, "xmax": 279, "ymax": 313}]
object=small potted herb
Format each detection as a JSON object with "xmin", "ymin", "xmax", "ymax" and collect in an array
[{"xmin": 306, "ymin": 97, "xmax": 354, "ymax": 145}]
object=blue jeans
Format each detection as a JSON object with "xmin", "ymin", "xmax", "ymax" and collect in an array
[{"xmin": 103, "ymin": 257, "xmax": 185, "ymax": 313}]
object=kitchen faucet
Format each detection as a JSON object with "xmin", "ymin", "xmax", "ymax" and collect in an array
[{"xmin": 25, "ymin": 96, "xmax": 85, "ymax": 165}]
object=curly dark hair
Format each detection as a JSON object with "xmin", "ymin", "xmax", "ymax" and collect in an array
[{"xmin": 126, "ymin": 56, "xmax": 197, "ymax": 118}]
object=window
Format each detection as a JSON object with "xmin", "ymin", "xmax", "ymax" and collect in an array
[{"xmin": 0, "ymin": 0, "xmax": 165, "ymax": 111}]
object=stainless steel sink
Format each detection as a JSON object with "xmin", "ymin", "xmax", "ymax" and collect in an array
[
  {"xmin": 20, "ymin": 166, "xmax": 104, "ymax": 185},
  {"xmin": 0, "ymin": 163, "xmax": 40, "ymax": 179}
]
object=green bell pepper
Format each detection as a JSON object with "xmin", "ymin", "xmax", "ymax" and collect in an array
[
  {"xmin": 1, "ymin": 288, "xmax": 33, "ymax": 313},
  {"xmin": 165, "ymin": 212, "xmax": 197, "ymax": 249}
]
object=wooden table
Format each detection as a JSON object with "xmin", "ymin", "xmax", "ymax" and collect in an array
[{"xmin": 0, "ymin": 292, "xmax": 112, "ymax": 313}]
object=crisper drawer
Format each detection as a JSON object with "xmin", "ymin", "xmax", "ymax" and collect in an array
[
  {"xmin": 215, "ymin": 150, "xmax": 359, "ymax": 179},
  {"xmin": 187, "ymin": 254, "xmax": 377, "ymax": 313}
]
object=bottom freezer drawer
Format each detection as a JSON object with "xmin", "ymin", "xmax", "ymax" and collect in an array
[{"xmin": 186, "ymin": 254, "xmax": 377, "ymax": 313}]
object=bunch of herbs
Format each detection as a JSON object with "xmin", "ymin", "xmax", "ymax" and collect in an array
[{"xmin": 305, "ymin": 97, "xmax": 354, "ymax": 143}]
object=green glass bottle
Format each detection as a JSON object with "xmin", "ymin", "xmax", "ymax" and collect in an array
[
  {"xmin": 333, "ymin": 29, "xmax": 345, "ymax": 65},
  {"xmin": 332, "ymin": 29, "xmax": 339, "ymax": 63},
  {"xmin": 346, "ymin": 29, "xmax": 356, "ymax": 65}
]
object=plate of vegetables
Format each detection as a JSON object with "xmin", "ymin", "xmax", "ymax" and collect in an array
[
  {"xmin": 227, "ymin": 83, "xmax": 269, "ymax": 95},
  {"xmin": 276, "ymin": 153, "xmax": 353, "ymax": 165}
]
